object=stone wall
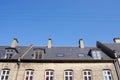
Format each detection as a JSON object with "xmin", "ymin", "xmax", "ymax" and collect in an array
[{"xmin": 0, "ymin": 62, "xmax": 118, "ymax": 80}]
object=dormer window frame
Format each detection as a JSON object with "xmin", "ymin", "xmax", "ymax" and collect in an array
[
  {"xmin": 5, "ymin": 49, "xmax": 14, "ymax": 59},
  {"xmin": 91, "ymin": 50, "xmax": 102, "ymax": 60},
  {"xmin": 5, "ymin": 48, "xmax": 18, "ymax": 59},
  {"xmin": 33, "ymin": 49, "xmax": 45, "ymax": 59}
]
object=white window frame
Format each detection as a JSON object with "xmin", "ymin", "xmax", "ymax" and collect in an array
[
  {"xmin": 5, "ymin": 49, "xmax": 14, "ymax": 59},
  {"xmin": 91, "ymin": 50, "xmax": 101, "ymax": 59},
  {"xmin": 45, "ymin": 70, "xmax": 54, "ymax": 80},
  {"xmin": 5, "ymin": 53, "xmax": 13, "ymax": 59},
  {"xmin": 0, "ymin": 69, "xmax": 10, "ymax": 80},
  {"xmin": 103, "ymin": 70, "xmax": 113, "ymax": 80},
  {"xmin": 83, "ymin": 70, "xmax": 92, "ymax": 80},
  {"xmin": 64, "ymin": 70, "xmax": 73, "ymax": 80},
  {"xmin": 24, "ymin": 70, "xmax": 34, "ymax": 80},
  {"xmin": 34, "ymin": 50, "xmax": 44, "ymax": 59}
]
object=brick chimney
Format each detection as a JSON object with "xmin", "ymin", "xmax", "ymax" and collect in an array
[
  {"xmin": 11, "ymin": 38, "xmax": 19, "ymax": 48},
  {"xmin": 79, "ymin": 39, "xmax": 84, "ymax": 48},
  {"xmin": 48, "ymin": 38, "xmax": 52, "ymax": 48},
  {"xmin": 113, "ymin": 38, "xmax": 120, "ymax": 43}
]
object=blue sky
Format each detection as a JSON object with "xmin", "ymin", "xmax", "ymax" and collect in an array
[{"xmin": 0, "ymin": 0, "xmax": 120, "ymax": 46}]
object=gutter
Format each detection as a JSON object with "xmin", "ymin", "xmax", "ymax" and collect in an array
[{"xmin": 0, "ymin": 59, "xmax": 114, "ymax": 63}]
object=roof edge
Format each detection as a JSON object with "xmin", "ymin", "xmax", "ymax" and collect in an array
[{"xmin": 0, "ymin": 59, "xmax": 114, "ymax": 63}]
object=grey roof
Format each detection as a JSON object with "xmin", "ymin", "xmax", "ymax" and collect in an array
[
  {"xmin": 103, "ymin": 43, "xmax": 120, "ymax": 55},
  {"xmin": 0, "ymin": 46, "xmax": 112, "ymax": 60}
]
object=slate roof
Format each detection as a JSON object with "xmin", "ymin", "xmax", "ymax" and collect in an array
[
  {"xmin": 0, "ymin": 45, "xmax": 112, "ymax": 60},
  {"xmin": 103, "ymin": 43, "xmax": 120, "ymax": 55}
]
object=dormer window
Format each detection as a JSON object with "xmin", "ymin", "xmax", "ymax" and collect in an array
[
  {"xmin": 5, "ymin": 49, "xmax": 14, "ymax": 59},
  {"xmin": 33, "ymin": 49, "xmax": 45, "ymax": 59},
  {"xmin": 5, "ymin": 48, "xmax": 18, "ymax": 59},
  {"xmin": 91, "ymin": 50, "xmax": 102, "ymax": 59}
]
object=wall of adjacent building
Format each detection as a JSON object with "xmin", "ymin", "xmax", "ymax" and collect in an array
[
  {"xmin": 118, "ymin": 58, "xmax": 120, "ymax": 66},
  {"xmin": 0, "ymin": 62, "xmax": 118, "ymax": 80}
]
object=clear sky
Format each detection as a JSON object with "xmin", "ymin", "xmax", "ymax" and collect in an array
[{"xmin": 0, "ymin": 0, "xmax": 120, "ymax": 46}]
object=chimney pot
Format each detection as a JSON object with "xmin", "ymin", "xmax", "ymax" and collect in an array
[
  {"xmin": 113, "ymin": 38, "xmax": 120, "ymax": 43},
  {"xmin": 48, "ymin": 38, "xmax": 52, "ymax": 48},
  {"xmin": 79, "ymin": 39, "xmax": 84, "ymax": 48},
  {"xmin": 11, "ymin": 38, "xmax": 19, "ymax": 48}
]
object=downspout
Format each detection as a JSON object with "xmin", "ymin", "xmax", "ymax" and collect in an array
[
  {"xmin": 15, "ymin": 60, "xmax": 20, "ymax": 80},
  {"xmin": 113, "ymin": 59, "xmax": 120, "ymax": 80},
  {"xmin": 15, "ymin": 45, "xmax": 33, "ymax": 80}
]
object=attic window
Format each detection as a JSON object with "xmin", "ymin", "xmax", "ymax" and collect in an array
[
  {"xmin": 5, "ymin": 49, "xmax": 14, "ymax": 59},
  {"xmin": 78, "ymin": 53, "xmax": 85, "ymax": 57},
  {"xmin": 33, "ymin": 49, "xmax": 44, "ymax": 59},
  {"xmin": 91, "ymin": 50, "xmax": 102, "ymax": 59},
  {"xmin": 56, "ymin": 53, "xmax": 64, "ymax": 57},
  {"xmin": 6, "ymin": 49, "xmax": 13, "ymax": 53}
]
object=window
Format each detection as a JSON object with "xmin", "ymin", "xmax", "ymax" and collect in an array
[
  {"xmin": 91, "ymin": 50, "xmax": 101, "ymax": 59},
  {"xmin": 83, "ymin": 70, "xmax": 92, "ymax": 80},
  {"xmin": 5, "ymin": 53, "xmax": 13, "ymax": 59},
  {"xmin": 64, "ymin": 70, "xmax": 73, "ymax": 80},
  {"xmin": 0, "ymin": 69, "xmax": 10, "ymax": 80},
  {"xmin": 24, "ymin": 69, "xmax": 34, "ymax": 80},
  {"xmin": 56, "ymin": 53, "xmax": 64, "ymax": 57},
  {"xmin": 78, "ymin": 53, "xmax": 85, "ymax": 57},
  {"xmin": 45, "ymin": 70, "xmax": 54, "ymax": 80},
  {"xmin": 103, "ymin": 70, "xmax": 113, "ymax": 80},
  {"xmin": 5, "ymin": 49, "xmax": 14, "ymax": 59},
  {"xmin": 34, "ymin": 50, "xmax": 44, "ymax": 59}
]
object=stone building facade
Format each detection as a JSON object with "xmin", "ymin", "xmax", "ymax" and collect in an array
[{"xmin": 0, "ymin": 38, "xmax": 119, "ymax": 80}]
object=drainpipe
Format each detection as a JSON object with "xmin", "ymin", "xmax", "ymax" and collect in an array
[
  {"xmin": 15, "ymin": 61, "xmax": 20, "ymax": 80},
  {"xmin": 113, "ymin": 59, "xmax": 120, "ymax": 80}
]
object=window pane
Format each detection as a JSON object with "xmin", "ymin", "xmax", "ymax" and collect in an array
[
  {"xmin": 50, "ymin": 72, "xmax": 53, "ymax": 75},
  {"xmin": 46, "ymin": 72, "xmax": 49, "ymax": 75},
  {"xmin": 3, "ymin": 71, "xmax": 5, "ymax": 74},
  {"xmin": 30, "ymin": 76, "xmax": 33, "ymax": 80},
  {"xmin": 27, "ymin": 71, "xmax": 29, "ymax": 75},
  {"xmin": 26, "ymin": 76, "xmax": 28, "ymax": 80},
  {"xmin": 88, "ymin": 72, "xmax": 91, "ymax": 75},
  {"xmin": 5, "ymin": 76, "xmax": 8, "ymax": 79},
  {"xmin": 1, "ymin": 76, "xmax": 4, "ymax": 79},
  {"xmin": 7, "ymin": 71, "xmax": 9, "ymax": 74},
  {"xmin": 50, "ymin": 77, "xmax": 53, "ymax": 80},
  {"xmin": 84, "ymin": 72, "xmax": 86, "ymax": 75},
  {"xmin": 46, "ymin": 76, "xmax": 48, "ymax": 80},
  {"xmin": 84, "ymin": 77, "xmax": 87, "ymax": 80},
  {"xmin": 109, "ymin": 76, "xmax": 111, "ymax": 80},
  {"xmin": 89, "ymin": 76, "xmax": 91, "ymax": 80},
  {"xmin": 31, "ymin": 71, "xmax": 33, "ymax": 75},
  {"xmin": 9, "ymin": 54, "xmax": 13, "ymax": 58},
  {"xmin": 65, "ymin": 77, "xmax": 68, "ymax": 80},
  {"xmin": 70, "ymin": 76, "xmax": 72, "ymax": 80},
  {"xmin": 108, "ymin": 71, "xmax": 110, "ymax": 75},
  {"xmin": 65, "ymin": 72, "xmax": 68, "ymax": 75},
  {"xmin": 69, "ymin": 72, "xmax": 72, "ymax": 75},
  {"xmin": 39, "ymin": 54, "xmax": 42, "ymax": 59}
]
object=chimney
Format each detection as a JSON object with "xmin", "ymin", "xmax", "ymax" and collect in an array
[
  {"xmin": 113, "ymin": 38, "xmax": 120, "ymax": 43},
  {"xmin": 79, "ymin": 39, "xmax": 84, "ymax": 48},
  {"xmin": 48, "ymin": 38, "xmax": 52, "ymax": 48},
  {"xmin": 11, "ymin": 38, "xmax": 19, "ymax": 48}
]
